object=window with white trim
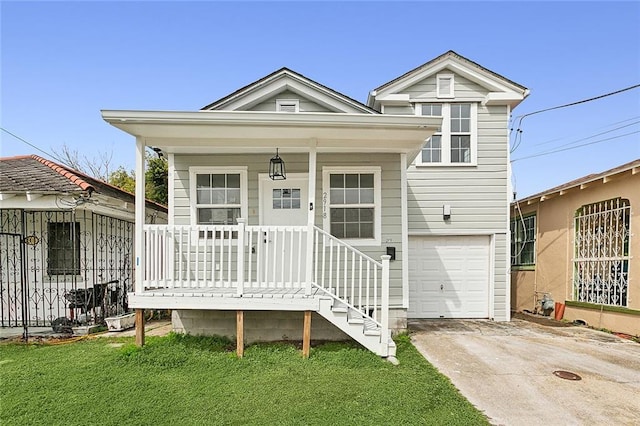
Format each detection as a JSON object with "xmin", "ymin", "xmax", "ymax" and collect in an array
[
  {"xmin": 322, "ymin": 167, "xmax": 381, "ymax": 246},
  {"xmin": 276, "ymin": 99, "xmax": 299, "ymax": 112},
  {"xmin": 190, "ymin": 167, "xmax": 248, "ymax": 225},
  {"xmin": 416, "ymin": 102, "xmax": 477, "ymax": 166}
]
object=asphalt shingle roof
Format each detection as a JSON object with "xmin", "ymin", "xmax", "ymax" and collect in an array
[
  {"xmin": 0, "ymin": 154, "xmax": 167, "ymax": 212},
  {"xmin": 0, "ymin": 155, "xmax": 92, "ymax": 193}
]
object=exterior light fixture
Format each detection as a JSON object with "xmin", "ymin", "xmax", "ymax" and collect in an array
[{"xmin": 269, "ymin": 148, "xmax": 286, "ymax": 180}]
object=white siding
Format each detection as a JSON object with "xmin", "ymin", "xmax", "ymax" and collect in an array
[
  {"xmin": 171, "ymin": 153, "xmax": 405, "ymax": 306},
  {"xmin": 246, "ymin": 90, "xmax": 334, "ymax": 112},
  {"xmin": 381, "ymin": 68, "xmax": 511, "ymax": 320}
]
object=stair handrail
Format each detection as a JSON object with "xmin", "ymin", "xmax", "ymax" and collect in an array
[{"xmin": 312, "ymin": 226, "xmax": 390, "ymax": 337}]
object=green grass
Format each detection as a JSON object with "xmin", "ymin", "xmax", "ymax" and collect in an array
[{"xmin": 0, "ymin": 334, "xmax": 487, "ymax": 425}]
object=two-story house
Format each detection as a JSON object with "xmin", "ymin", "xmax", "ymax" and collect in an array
[{"xmin": 102, "ymin": 51, "xmax": 528, "ymax": 358}]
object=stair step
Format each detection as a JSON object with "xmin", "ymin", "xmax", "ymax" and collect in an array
[
  {"xmin": 331, "ymin": 306, "xmax": 348, "ymax": 314},
  {"xmin": 364, "ymin": 328, "xmax": 381, "ymax": 336},
  {"xmin": 347, "ymin": 317, "xmax": 364, "ymax": 325}
]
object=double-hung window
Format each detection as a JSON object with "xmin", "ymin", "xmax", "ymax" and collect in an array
[
  {"xmin": 416, "ymin": 102, "xmax": 477, "ymax": 166},
  {"xmin": 190, "ymin": 167, "xmax": 248, "ymax": 225},
  {"xmin": 510, "ymin": 214, "xmax": 536, "ymax": 267},
  {"xmin": 322, "ymin": 167, "xmax": 381, "ymax": 246}
]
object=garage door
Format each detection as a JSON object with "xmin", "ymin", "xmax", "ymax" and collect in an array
[{"xmin": 408, "ymin": 235, "xmax": 490, "ymax": 318}]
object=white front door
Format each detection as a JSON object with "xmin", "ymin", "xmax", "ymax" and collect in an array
[
  {"xmin": 408, "ymin": 235, "xmax": 490, "ymax": 318},
  {"xmin": 258, "ymin": 174, "xmax": 309, "ymax": 286}
]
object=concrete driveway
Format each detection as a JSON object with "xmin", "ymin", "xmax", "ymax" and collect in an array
[{"xmin": 410, "ymin": 318, "xmax": 640, "ymax": 426}]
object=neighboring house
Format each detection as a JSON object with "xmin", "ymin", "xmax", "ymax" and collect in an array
[
  {"xmin": 102, "ymin": 50, "xmax": 528, "ymax": 357},
  {"xmin": 0, "ymin": 155, "xmax": 167, "ymax": 328},
  {"xmin": 511, "ymin": 159, "xmax": 639, "ymax": 336}
]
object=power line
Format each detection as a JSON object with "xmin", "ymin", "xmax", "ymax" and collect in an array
[
  {"xmin": 512, "ymin": 130, "xmax": 640, "ymax": 162},
  {"xmin": 540, "ymin": 120, "xmax": 640, "ymax": 152},
  {"xmin": 510, "ymin": 83, "xmax": 640, "ymax": 153},
  {"xmin": 1, "ymin": 127, "xmax": 69, "ymax": 164},
  {"xmin": 513, "ymin": 83, "xmax": 640, "ymax": 128},
  {"xmin": 532, "ymin": 115, "xmax": 640, "ymax": 147}
]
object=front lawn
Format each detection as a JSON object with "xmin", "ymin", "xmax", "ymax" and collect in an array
[{"xmin": 0, "ymin": 334, "xmax": 487, "ymax": 425}]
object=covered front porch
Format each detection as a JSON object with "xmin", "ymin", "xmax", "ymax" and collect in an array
[{"xmin": 102, "ymin": 109, "xmax": 439, "ymax": 357}]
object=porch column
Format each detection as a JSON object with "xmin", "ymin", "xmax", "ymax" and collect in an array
[
  {"xmin": 236, "ymin": 218, "xmax": 245, "ymax": 296},
  {"xmin": 305, "ymin": 140, "xmax": 317, "ymax": 296},
  {"xmin": 380, "ymin": 255, "xmax": 391, "ymax": 357},
  {"xmin": 135, "ymin": 137, "xmax": 146, "ymax": 294}
]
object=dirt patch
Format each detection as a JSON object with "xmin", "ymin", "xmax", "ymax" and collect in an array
[{"xmin": 512, "ymin": 311, "xmax": 573, "ymax": 327}]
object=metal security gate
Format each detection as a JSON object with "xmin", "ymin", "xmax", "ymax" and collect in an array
[
  {"xmin": 0, "ymin": 232, "xmax": 28, "ymax": 331},
  {"xmin": 574, "ymin": 198, "xmax": 630, "ymax": 307},
  {"xmin": 0, "ymin": 209, "xmax": 134, "ymax": 328}
]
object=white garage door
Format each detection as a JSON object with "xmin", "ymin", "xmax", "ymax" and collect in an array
[{"xmin": 408, "ymin": 235, "xmax": 490, "ymax": 318}]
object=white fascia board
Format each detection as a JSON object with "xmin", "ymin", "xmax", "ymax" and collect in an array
[
  {"xmin": 375, "ymin": 57, "xmax": 526, "ymax": 100},
  {"xmin": 483, "ymin": 92, "xmax": 527, "ymax": 107},
  {"xmin": 102, "ymin": 110, "xmax": 437, "ymax": 131},
  {"xmin": 102, "ymin": 110, "xmax": 440, "ymax": 154},
  {"xmin": 376, "ymin": 93, "xmax": 411, "ymax": 106},
  {"xmin": 218, "ymin": 73, "xmax": 372, "ymax": 114}
]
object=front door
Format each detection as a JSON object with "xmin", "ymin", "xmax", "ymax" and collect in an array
[{"xmin": 258, "ymin": 174, "xmax": 309, "ymax": 286}]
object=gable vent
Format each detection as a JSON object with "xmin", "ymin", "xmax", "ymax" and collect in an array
[
  {"xmin": 437, "ymin": 74, "xmax": 454, "ymax": 98},
  {"xmin": 276, "ymin": 99, "xmax": 300, "ymax": 112}
]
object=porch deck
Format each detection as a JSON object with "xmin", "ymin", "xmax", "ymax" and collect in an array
[{"xmin": 129, "ymin": 285, "xmax": 324, "ymax": 311}]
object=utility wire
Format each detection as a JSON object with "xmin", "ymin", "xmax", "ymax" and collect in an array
[
  {"xmin": 1, "ymin": 127, "xmax": 66, "ymax": 164},
  {"xmin": 534, "ymin": 120, "xmax": 640, "ymax": 153},
  {"xmin": 510, "ymin": 83, "xmax": 640, "ymax": 153},
  {"xmin": 512, "ymin": 130, "xmax": 640, "ymax": 162},
  {"xmin": 532, "ymin": 115, "xmax": 640, "ymax": 147},
  {"xmin": 513, "ymin": 83, "xmax": 640, "ymax": 128}
]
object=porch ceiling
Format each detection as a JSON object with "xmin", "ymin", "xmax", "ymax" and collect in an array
[{"xmin": 101, "ymin": 110, "xmax": 441, "ymax": 156}]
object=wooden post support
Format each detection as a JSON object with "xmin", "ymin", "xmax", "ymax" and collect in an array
[
  {"xmin": 302, "ymin": 310, "xmax": 311, "ymax": 358},
  {"xmin": 135, "ymin": 309, "xmax": 145, "ymax": 347},
  {"xmin": 236, "ymin": 310, "xmax": 244, "ymax": 358}
]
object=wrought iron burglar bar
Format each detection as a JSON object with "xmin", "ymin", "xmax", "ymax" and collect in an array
[
  {"xmin": 573, "ymin": 198, "xmax": 630, "ymax": 307},
  {"xmin": 0, "ymin": 209, "xmax": 134, "ymax": 327}
]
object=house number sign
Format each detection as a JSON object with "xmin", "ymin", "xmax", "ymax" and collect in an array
[
  {"xmin": 322, "ymin": 191, "xmax": 328, "ymax": 219},
  {"xmin": 23, "ymin": 235, "xmax": 40, "ymax": 246}
]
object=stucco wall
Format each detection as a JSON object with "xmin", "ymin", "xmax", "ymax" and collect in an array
[{"xmin": 511, "ymin": 171, "xmax": 639, "ymax": 335}]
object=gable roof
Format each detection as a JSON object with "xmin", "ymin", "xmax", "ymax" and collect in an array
[
  {"xmin": 368, "ymin": 50, "xmax": 529, "ymax": 108},
  {"xmin": 201, "ymin": 67, "xmax": 379, "ymax": 114},
  {"xmin": 0, "ymin": 154, "xmax": 167, "ymax": 212},
  {"xmin": 514, "ymin": 158, "xmax": 640, "ymax": 206}
]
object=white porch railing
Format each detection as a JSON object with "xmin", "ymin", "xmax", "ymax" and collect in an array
[
  {"xmin": 312, "ymin": 226, "xmax": 390, "ymax": 337},
  {"xmin": 142, "ymin": 221, "xmax": 390, "ymax": 348}
]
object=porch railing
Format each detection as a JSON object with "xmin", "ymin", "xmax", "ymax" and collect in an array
[{"xmin": 142, "ymin": 220, "xmax": 390, "ymax": 346}]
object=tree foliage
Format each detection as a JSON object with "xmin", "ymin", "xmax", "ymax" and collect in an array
[{"xmin": 53, "ymin": 143, "xmax": 168, "ymax": 205}]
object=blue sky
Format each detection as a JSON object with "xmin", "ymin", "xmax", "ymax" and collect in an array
[{"xmin": 1, "ymin": 1, "xmax": 639, "ymax": 198}]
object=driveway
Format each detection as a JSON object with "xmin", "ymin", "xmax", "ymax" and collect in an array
[{"xmin": 410, "ymin": 318, "xmax": 640, "ymax": 426}]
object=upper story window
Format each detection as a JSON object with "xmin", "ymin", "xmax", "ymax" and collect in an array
[
  {"xmin": 189, "ymin": 167, "xmax": 248, "ymax": 225},
  {"xmin": 510, "ymin": 214, "xmax": 536, "ymax": 267},
  {"xmin": 276, "ymin": 99, "xmax": 299, "ymax": 112},
  {"xmin": 322, "ymin": 167, "xmax": 381, "ymax": 246},
  {"xmin": 416, "ymin": 103, "xmax": 477, "ymax": 166},
  {"xmin": 436, "ymin": 73, "xmax": 455, "ymax": 98}
]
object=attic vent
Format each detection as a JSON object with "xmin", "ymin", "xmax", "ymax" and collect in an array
[
  {"xmin": 276, "ymin": 99, "xmax": 300, "ymax": 113},
  {"xmin": 436, "ymin": 73, "xmax": 454, "ymax": 98}
]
